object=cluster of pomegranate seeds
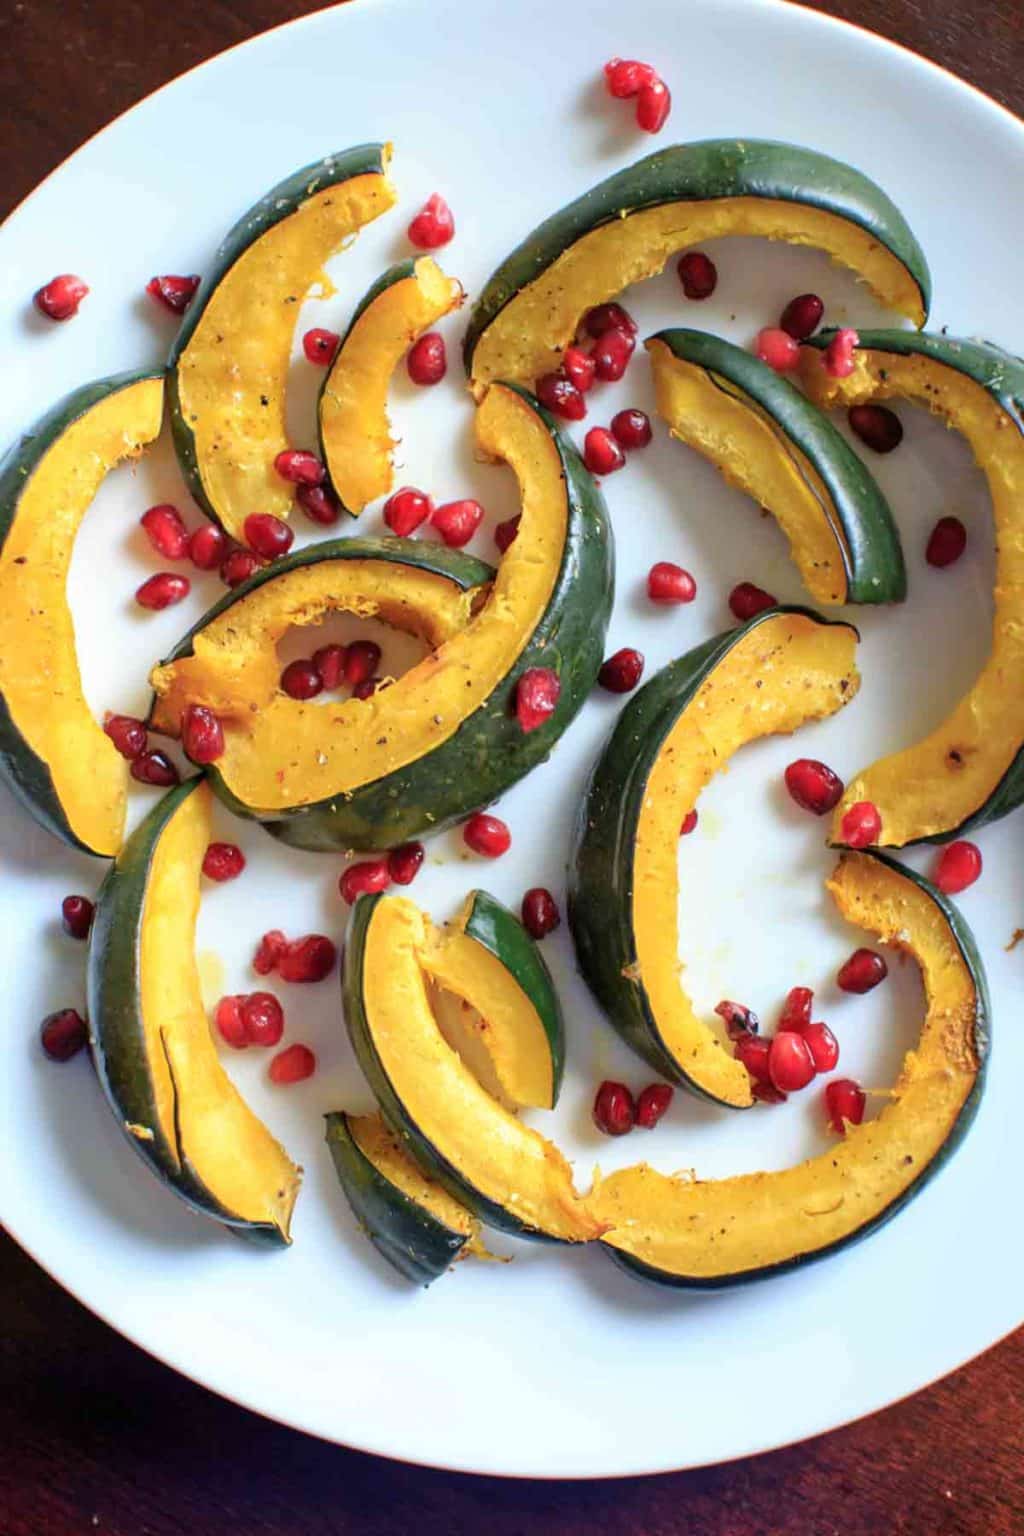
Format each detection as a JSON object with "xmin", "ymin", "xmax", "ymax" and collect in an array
[
  {"xmin": 104, "ymin": 713, "xmax": 148, "ymax": 760},
  {"xmin": 146, "ymin": 274, "xmax": 200, "ymax": 315},
  {"xmin": 824, "ymin": 328, "xmax": 859, "ymax": 379},
  {"xmin": 926, "ymin": 515, "xmax": 967, "ymax": 568},
  {"xmin": 202, "ymin": 842, "xmax": 246, "ymax": 882},
  {"xmin": 270, "ymin": 1043, "xmax": 317, "ymax": 1085},
  {"xmin": 188, "ymin": 524, "xmax": 227, "ymax": 570},
  {"xmin": 432, "ymin": 498, "xmax": 484, "ymax": 547},
  {"xmin": 384, "ymin": 486, "xmax": 432, "ymax": 536},
  {"xmin": 130, "ymin": 750, "xmax": 179, "ymax": 787},
  {"xmin": 726, "ymin": 984, "xmax": 847, "ymax": 1100},
  {"xmin": 680, "ymin": 809, "xmax": 698, "ymax": 836},
  {"xmin": 61, "ymin": 894, "xmax": 94, "ymax": 940},
  {"xmin": 220, "ymin": 548, "xmax": 264, "ymax": 587},
  {"xmin": 648, "ymin": 561, "xmax": 697, "ymax": 605},
  {"xmin": 592, "ymin": 1079, "xmax": 635, "ymax": 1136},
  {"xmin": 215, "ymin": 991, "xmax": 285, "ymax": 1049},
  {"xmin": 521, "ymin": 886, "xmax": 560, "ymax": 939},
  {"xmin": 303, "ymin": 327, "xmax": 340, "ymax": 365},
  {"xmin": 273, "ymin": 449, "xmax": 325, "ymax": 487},
  {"xmin": 678, "ymin": 252, "xmax": 718, "ymax": 300},
  {"xmin": 784, "ymin": 758, "xmax": 844, "ymax": 816},
  {"xmin": 755, "ymin": 327, "xmax": 800, "ymax": 373},
  {"xmin": 407, "ymin": 332, "xmax": 447, "ymax": 385},
  {"xmin": 181, "ymin": 703, "xmax": 224, "ymax": 764},
  {"xmin": 388, "ymin": 842, "xmax": 425, "ymax": 886},
  {"xmin": 253, "ymin": 929, "xmax": 287, "ymax": 975},
  {"xmin": 515, "ymin": 667, "xmax": 561, "ymax": 732},
  {"xmin": 463, "ymin": 812, "xmax": 511, "ymax": 858},
  {"xmin": 276, "ymin": 637, "xmax": 385, "ymax": 702},
  {"xmin": 297, "ymin": 484, "xmax": 341, "ymax": 525},
  {"xmin": 583, "ymin": 427, "xmax": 625, "ymax": 476},
  {"xmin": 244, "ymin": 512, "xmax": 294, "ymax": 558},
  {"xmin": 40, "ymin": 1008, "xmax": 89, "ymax": 1061},
  {"xmin": 779, "ymin": 292, "xmax": 824, "ymax": 340},
  {"xmin": 278, "ymin": 935, "xmax": 338, "ymax": 983},
  {"xmin": 34, "ymin": 274, "xmax": 89, "ymax": 321},
  {"xmin": 729, "ymin": 582, "xmax": 776, "ymax": 622},
  {"xmin": 933, "ymin": 839, "xmax": 983, "ymax": 895},
  {"xmin": 494, "ymin": 515, "xmax": 521, "ymax": 554},
  {"xmin": 602, "ymin": 58, "xmax": 671, "ymax": 134},
  {"xmin": 837, "ymin": 947, "xmax": 888, "ymax": 994},
  {"xmin": 136, "ymin": 572, "xmax": 190, "ymax": 611},
  {"xmin": 141, "ymin": 504, "xmax": 189, "ymax": 560},
  {"xmin": 280, "ymin": 659, "xmax": 323, "ymax": 700},
  {"xmin": 598, "ymin": 646, "xmax": 645, "ymax": 693},
  {"xmin": 407, "ymin": 193, "xmax": 455, "ymax": 250},
  {"xmin": 848, "ymin": 404, "xmax": 903, "ymax": 454},
  {"xmin": 840, "ymin": 800, "xmax": 882, "ymax": 848},
  {"xmin": 825, "ymin": 1077, "xmax": 866, "ymax": 1133},
  {"xmin": 339, "ymin": 857, "xmax": 391, "ymax": 904},
  {"xmin": 563, "ymin": 346, "xmax": 596, "ymax": 393},
  {"xmin": 610, "ymin": 408, "xmax": 652, "ymax": 449},
  {"xmin": 536, "ymin": 372, "xmax": 587, "ymax": 421}
]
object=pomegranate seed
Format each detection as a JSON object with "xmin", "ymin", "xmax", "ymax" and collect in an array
[
  {"xmin": 583, "ymin": 303, "xmax": 637, "ymax": 339},
  {"xmin": 280, "ymin": 660, "xmax": 323, "ymax": 700},
  {"xmin": 926, "ymin": 516, "xmax": 967, "ymax": 568},
  {"xmin": 636, "ymin": 77, "xmax": 671, "ymax": 133},
  {"xmin": 273, "ymin": 450, "xmax": 325, "ymax": 487},
  {"xmin": 407, "ymin": 193, "xmax": 454, "ymax": 250},
  {"xmin": 245, "ymin": 513, "xmax": 294, "ymax": 558},
  {"xmin": 593, "ymin": 1080, "xmax": 635, "ymax": 1136},
  {"xmin": 824, "ymin": 328, "xmax": 859, "ymax": 379},
  {"xmin": 344, "ymin": 640, "xmax": 382, "ymax": 687},
  {"xmin": 140, "ymin": 504, "xmax": 189, "ymax": 560},
  {"xmin": 388, "ymin": 842, "xmax": 425, "ymax": 886},
  {"xmin": 353, "ymin": 676, "xmax": 381, "ymax": 701},
  {"xmin": 563, "ymin": 346, "xmax": 596, "ymax": 393},
  {"xmin": 635, "ymin": 1083, "xmax": 673, "ymax": 1128},
  {"xmin": 146, "ymin": 275, "xmax": 200, "ymax": 314},
  {"xmin": 34, "ymin": 274, "xmax": 89, "ymax": 322},
  {"xmin": 515, "ymin": 667, "xmax": 561, "ymax": 732},
  {"xmin": 130, "ymin": 750, "xmax": 179, "ymax": 787},
  {"xmin": 463, "ymin": 812, "xmax": 511, "ymax": 858},
  {"xmin": 677, "ymin": 252, "xmax": 717, "ymax": 300},
  {"xmin": 680, "ymin": 809, "xmax": 698, "ymax": 836},
  {"xmin": 755, "ymin": 327, "xmax": 800, "ymax": 372},
  {"xmin": 220, "ymin": 548, "xmax": 264, "ymax": 587},
  {"xmin": 296, "ymin": 483, "xmax": 341, "ymax": 525},
  {"xmin": 598, "ymin": 647, "xmax": 644, "ymax": 693},
  {"xmin": 40, "ymin": 1008, "xmax": 89, "ymax": 1061},
  {"xmin": 242, "ymin": 991, "xmax": 285, "ymax": 1048},
  {"xmin": 188, "ymin": 524, "xmax": 228, "ymax": 570},
  {"xmin": 603, "ymin": 57, "xmax": 657, "ymax": 97},
  {"xmin": 61, "ymin": 894, "xmax": 94, "ymax": 940},
  {"xmin": 536, "ymin": 371, "xmax": 587, "ymax": 421},
  {"xmin": 803, "ymin": 1021, "xmax": 839, "ymax": 1074},
  {"xmin": 407, "ymin": 332, "xmax": 447, "ymax": 385},
  {"xmin": 592, "ymin": 328, "xmax": 635, "ymax": 382},
  {"xmin": 610, "ymin": 408, "xmax": 652, "ymax": 449},
  {"xmin": 431, "ymin": 499, "xmax": 484, "ymax": 547},
  {"xmin": 202, "ymin": 842, "xmax": 246, "ymax": 882},
  {"xmin": 933, "ymin": 840, "xmax": 983, "ymax": 895},
  {"xmin": 214, "ymin": 995, "xmax": 248, "ymax": 1050},
  {"xmin": 103, "ymin": 713, "xmax": 147, "ymax": 760},
  {"xmin": 584, "ymin": 427, "xmax": 626, "ymax": 476},
  {"xmin": 339, "ymin": 858, "xmax": 391, "ymax": 904},
  {"xmin": 729, "ymin": 581, "xmax": 776, "ymax": 622},
  {"xmin": 768, "ymin": 1030, "xmax": 816, "ymax": 1092},
  {"xmin": 825, "ymin": 1077, "xmax": 866, "ymax": 1133},
  {"xmin": 181, "ymin": 703, "xmax": 224, "ymax": 765},
  {"xmin": 494, "ymin": 515, "xmax": 521, "ymax": 554},
  {"xmin": 647, "ymin": 561, "xmax": 697, "ymax": 604},
  {"xmin": 734, "ymin": 1033, "xmax": 771, "ymax": 1083},
  {"xmin": 779, "ymin": 986, "xmax": 813, "ymax": 1031},
  {"xmin": 779, "ymin": 293, "xmax": 824, "ymax": 340},
  {"xmin": 715, "ymin": 1000, "xmax": 760, "ymax": 1041},
  {"xmin": 848, "ymin": 404, "xmax": 903, "ymax": 454},
  {"xmin": 313, "ymin": 644, "xmax": 347, "ymax": 690},
  {"xmin": 384, "ymin": 485, "xmax": 433, "ymax": 536},
  {"xmin": 521, "ymin": 887, "xmax": 560, "ymax": 938},
  {"xmin": 753, "ymin": 1081, "xmax": 788, "ymax": 1104},
  {"xmin": 303, "ymin": 327, "xmax": 340, "ymax": 365},
  {"xmin": 278, "ymin": 935, "xmax": 337, "ymax": 984},
  {"xmin": 253, "ymin": 930, "xmax": 287, "ymax": 976},
  {"xmin": 135, "ymin": 572, "xmax": 190, "ymax": 610},
  {"xmin": 269, "ymin": 1042, "xmax": 317, "ymax": 1084},
  {"xmin": 837, "ymin": 948, "xmax": 888, "ymax": 994},
  {"xmin": 784, "ymin": 758, "xmax": 844, "ymax": 815},
  {"xmin": 840, "ymin": 801, "xmax": 882, "ymax": 848}
]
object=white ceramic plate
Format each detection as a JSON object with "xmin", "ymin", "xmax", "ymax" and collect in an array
[{"xmin": 2, "ymin": 0, "xmax": 1022, "ymax": 1479}]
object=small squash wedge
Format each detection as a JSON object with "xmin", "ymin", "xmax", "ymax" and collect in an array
[
  {"xmin": 802, "ymin": 331, "xmax": 1024, "ymax": 846},
  {"xmin": 168, "ymin": 145, "xmax": 396, "ymax": 542},
  {"xmin": 465, "ymin": 140, "xmax": 930, "ymax": 393},
  {"xmin": 0, "ymin": 369, "xmax": 164, "ymax": 856},
  {"xmin": 318, "ymin": 257, "xmax": 464, "ymax": 515},
  {"xmin": 589, "ymin": 850, "xmax": 988, "ymax": 1287},
  {"xmin": 647, "ymin": 330, "xmax": 906, "ymax": 606},
  {"xmin": 89, "ymin": 779, "xmax": 301, "ymax": 1244},
  {"xmin": 569, "ymin": 608, "xmax": 860, "ymax": 1109}
]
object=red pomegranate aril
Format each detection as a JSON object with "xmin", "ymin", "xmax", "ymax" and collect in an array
[
  {"xmin": 384, "ymin": 485, "xmax": 433, "ymax": 536},
  {"xmin": 678, "ymin": 251, "xmax": 717, "ymax": 300},
  {"xmin": 593, "ymin": 1080, "xmax": 635, "ymax": 1136},
  {"xmin": 40, "ymin": 1007, "xmax": 89, "ymax": 1061},
  {"xmin": 273, "ymin": 449, "xmax": 325, "ymax": 487},
  {"xmin": 515, "ymin": 667, "xmax": 561, "ymax": 732},
  {"xmin": 344, "ymin": 640, "xmax": 382, "ymax": 688},
  {"xmin": 242, "ymin": 991, "xmax": 285, "ymax": 1048},
  {"xmin": 635, "ymin": 1082, "xmax": 673, "ymax": 1128},
  {"xmin": 610, "ymin": 409, "xmax": 652, "ymax": 450},
  {"xmin": 680, "ymin": 809, "xmax": 698, "ymax": 836},
  {"xmin": 103, "ymin": 713, "xmax": 147, "ymax": 760},
  {"xmin": 755, "ymin": 327, "xmax": 800, "ymax": 373},
  {"xmin": 848, "ymin": 404, "xmax": 903, "ymax": 454},
  {"xmin": 536, "ymin": 371, "xmax": 587, "ymax": 421},
  {"xmin": 584, "ymin": 303, "xmax": 637, "ymax": 340},
  {"xmin": 824, "ymin": 328, "xmax": 859, "ymax": 379},
  {"xmin": 583, "ymin": 427, "xmax": 626, "ymax": 477},
  {"xmin": 253, "ymin": 930, "xmax": 286, "ymax": 976},
  {"xmin": 779, "ymin": 292, "xmax": 824, "ymax": 341},
  {"xmin": 141, "ymin": 503, "xmax": 189, "ymax": 560},
  {"xmin": 245, "ymin": 513, "xmax": 294, "ymax": 558},
  {"xmin": 826, "ymin": 1077, "xmax": 866, "ymax": 1133},
  {"xmin": 181, "ymin": 703, "xmax": 224, "ymax": 765},
  {"xmin": 715, "ymin": 999, "xmax": 760, "ymax": 1041},
  {"xmin": 734, "ymin": 1033, "xmax": 771, "ymax": 1084},
  {"xmin": 598, "ymin": 647, "xmax": 644, "ymax": 693},
  {"xmin": 146, "ymin": 274, "xmax": 200, "ymax": 314},
  {"xmin": 521, "ymin": 887, "xmax": 560, "ymax": 939},
  {"xmin": 407, "ymin": 332, "xmax": 447, "ymax": 385},
  {"xmin": 603, "ymin": 57, "xmax": 657, "ymax": 98},
  {"xmin": 280, "ymin": 659, "xmax": 323, "ymax": 700},
  {"xmin": 388, "ymin": 842, "xmax": 425, "ymax": 886},
  {"xmin": 648, "ymin": 561, "xmax": 697, "ymax": 605},
  {"xmin": 926, "ymin": 516, "xmax": 967, "ymax": 569},
  {"xmin": 353, "ymin": 676, "xmax": 381, "ymax": 700},
  {"xmin": 303, "ymin": 327, "xmax": 340, "ymax": 365},
  {"xmin": 432, "ymin": 498, "xmax": 484, "ymax": 548},
  {"xmin": 592, "ymin": 327, "xmax": 635, "ymax": 382},
  {"xmin": 130, "ymin": 750, "xmax": 179, "ymax": 787},
  {"xmin": 753, "ymin": 1081, "xmax": 788, "ymax": 1105},
  {"xmin": 837, "ymin": 947, "xmax": 888, "ymax": 994},
  {"xmin": 188, "ymin": 524, "xmax": 228, "ymax": 571},
  {"xmin": 136, "ymin": 572, "xmax": 190, "ymax": 611},
  {"xmin": 494, "ymin": 515, "xmax": 521, "ymax": 554},
  {"xmin": 296, "ymin": 483, "xmax": 341, "ymax": 525},
  {"xmin": 463, "ymin": 812, "xmax": 511, "ymax": 858},
  {"xmin": 34, "ymin": 274, "xmax": 89, "ymax": 321},
  {"xmin": 339, "ymin": 858, "xmax": 392, "ymax": 904},
  {"xmin": 61, "ymin": 894, "xmax": 94, "ymax": 940},
  {"xmin": 636, "ymin": 77, "xmax": 671, "ymax": 133},
  {"xmin": 220, "ymin": 548, "xmax": 264, "ymax": 587},
  {"xmin": 768, "ymin": 1030, "xmax": 816, "ymax": 1093},
  {"xmin": 202, "ymin": 842, "xmax": 246, "ymax": 882},
  {"xmin": 933, "ymin": 840, "xmax": 983, "ymax": 895},
  {"xmin": 563, "ymin": 345, "xmax": 596, "ymax": 393},
  {"xmin": 729, "ymin": 581, "xmax": 776, "ymax": 622},
  {"xmin": 841, "ymin": 800, "xmax": 882, "ymax": 849},
  {"xmin": 278, "ymin": 935, "xmax": 337, "ymax": 984},
  {"xmin": 313, "ymin": 643, "xmax": 347, "ymax": 690},
  {"xmin": 779, "ymin": 986, "xmax": 813, "ymax": 1032},
  {"xmin": 407, "ymin": 192, "xmax": 454, "ymax": 250},
  {"xmin": 784, "ymin": 758, "xmax": 844, "ymax": 816},
  {"xmin": 269, "ymin": 1042, "xmax": 317, "ymax": 1084},
  {"xmin": 803, "ymin": 1021, "xmax": 839, "ymax": 1074},
  {"xmin": 214, "ymin": 995, "xmax": 248, "ymax": 1050}
]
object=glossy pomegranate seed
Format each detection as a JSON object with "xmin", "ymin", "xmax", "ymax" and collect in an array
[
  {"xmin": 515, "ymin": 667, "xmax": 561, "ymax": 732},
  {"xmin": 784, "ymin": 758, "xmax": 844, "ymax": 815},
  {"xmin": 494, "ymin": 515, "xmax": 521, "ymax": 554},
  {"xmin": 344, "ymin": 640, "xmax": 382, "ymax": 687},
  {"xmin": 188, "ymin": 524, "xmax": 228, "ymax": 571},
  {"xmin": 803, "ymin": 1021, "xmax": 839, "ymax": 1074},
  {"xmin": 313, "ymin": 644, "xmax": 347, "ymax": 690},
  {"xmin": 253, "ymin": 929, "xmax": 287, "ymax": 976},
  {"xmin": 353, "ymin": 676, "xmax": 381, "ymax": 700},
  {"xmin": 181, "ymin": 703, "xmax": 224, "ymax": 765},
  {"xmin": 242, "ymin": 991, "xmax": 285, "ymax": 1048},
  {"xmin": 583, "ymin": 427, "xmax": 626, "ymax": 477},
  {"xmin": 592, "ymin": 328, "xmax": 635, "ymax": 382},
  {"xmin": 384, "ymin": 485, "xmax": 432, "ymax": 536},
  {"xmin": 824, "ymin": 328, "xmax": 859, "ymax": 379},
  {"xmin": 768, "ymin": 1030, "xmax": 816, "ymax": 1092},
  {"xmin": 34, "ymin": 274, "xmax": 89, "ymax": 321},
  {"xmin": 135, "ymin": 572, "xmax": 190, "ymax": 610},
  {"xmin": 273, "ymin": 449, "xmax": 325, "ymax": 487},
  {"xmin": 407, "ymin": 192, "xmax": 454, "ymax": 250},
  {"xmin": 926, "ymin": 516, "xmax": 967, "ymax": 568},
  {"xmin": 40, "ymin": 1008, "xmax": 89, "ymax": 1061},
  {"xmin": 680, "ymin": 809, "xmax": 698, "ymax": 836},
  {"xmin": 636, "ymin": 77, "xmax": 671, "ymax": 133},
  {"xmin": 734, "ymin": 1033, "xmax": 771, "ymax": 1084},
  {"xmin": 779, "ymin": 293, "xmax": 824, "ymax": 340},
  {"xmin": 825, "ymin": 1077, "xmax": 866, "ymax": 1132},
  {"xmin": 130, "ymin": 750, "xmax": 179, "ymax": 787},
  {"xmin": 610, "ymin": 408, "xmax": 652, "ymax": 449},
  {"xmin": 214, "ymin": 995, "xmax": 248, "ymax": 1050},
  {"xmin": 593, "ymin": 1080, "xmax": 635, "ymax": 1136},
  {"xmin": 220, "ymin": 548, "xmax": 264, "ymax": 587},
  {"xmin": 280, "ymin": 659, "xmax": 323, "ymax": 700},
  {"xmin": 583, "ymin": 303, "xmax": 637, "ymax": 340},
  {"xmin": 521, "ymin": 887, "xmax": 560, "ymax": 939},
  {"xmin": 103, "ymin": 713, "xmax": 147, "ymax": 760},
  {"xmin": 848, "ymin": 404, "xmax": 903, "ymax": 454},
  {"xmin": 715, "ymin": 1000, "xmax": 760, "ymax": 1041},
  {"xmin": 431, "ymin": 498, "xmax": 484, "ymax": 547},
  {"xmin": 296, "ymin": 483, "xmax": 341, "ymax": 525},
  {"xmin": 388, "ymin": 842, "xmax": 425, "ymax": 886},
  {"xmin": 339, "ymin": 858, "xmax": 392, "ymax": 904},
  {"xmin": 603, "ymin": 57, "xmax": 657, "ymax": 97},
  {"xmin": 755, "ymin": 327, "xmax": 800, "ymax": 372},
  {"xmin": 61, "ymin": 894, "xmax": 94, "ymax": 940},
  {"xmin": 269, "ymin": 1042, "xmax": 317, "ymax": 1084},
  {"xmin": 245, "ymin": 513, "xmax": 294, "ymax": 558},
  {"xmin": 146, "ymin": 274, "xmax": 200, "ymax": 314},
  {"xmin": 753, "ymin": 1081, "xmax": 788, "ymax": 1105},
  {"xmin": 677, "ymin": 252, "xmax": 717, "ymax": 300},
  {"xmin": 933, "ymin": 840, "xmax": 983, "ymax": 895},
  {"xmin": 536, "ymin": 371, "xmax": 587, "ymax": 421},
  {"xmin": 303, "ymin": 327, "xmax": 340, "ymax": 365},
  {"xmin": 278, "ymin": 935, "xmax": 337, "ymax": 984},
  {"xmin": 598, "ymin": 647, "xmax": 644, "ymax": 693},
  {"xmin": 463, "ymin": 812, "xmax": 511, "ymax": 858},
  {"xmin": 729, "ymin": 581, "xmax": 776, "ymax": 621},
  {"xmin": 779, "ymin": 986, "xmax": 813, "ymax": 1031},
  {"xmin": 407, "ymin": 332, "xmax": 447, "ymax": 385},
  {"xmin": 837, "ymin": 948, "xmax": 888, "ymax": 994},
  {"xmin": 202, "ymin": 842, "xmax": 246, "ymax": 882},
  {"xmin": 635, "ymin": 1083, "xmax": 673, "ymax": 1128},
  {"xmin": 563, "ymin": 345, "xmax": 596, "ymax": 393},
  {"xmin": 647, "ymin": 561, "xmax": 696, "ymax": 604},
  {"xmin": 140, "ymin": 504, "xmax": 189, "ymax": 560},
  {"xmin": 840, "ymin": 801, "xmax": 882, "ymax": 848}
]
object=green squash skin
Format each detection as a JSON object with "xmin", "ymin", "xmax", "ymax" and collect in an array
[
  {"xmin": 604, "ymin": 851, "xmax": 990, "ymax": 1290},
  {"xmin": 0, "ymin": 369, "xmax": 163, "ymax": 856},
  {"xmin": 568, "ymin": 607, "xmax": 858, "ymax": 1107},
  {"xmin": 88, "ymin": 778, "xmax": 288, "ymax": 1246},
  {"xmin": 324, "ymin": 1111, "xmax": 470, "ymax": 1285},
  {"xmin": 650, "ymin": 328, "xmax": 907, "ymax": 605},
  {"xmin": 464, "ymin": 139, "xmax": 931, "ymax": 374},
  {"xmin": 166, "ymin": 144, "xmax": 391, "ymax": 529},
  {"xmin": 460, "ymin": 888, "xmax": 565, "ymax": 1106}
]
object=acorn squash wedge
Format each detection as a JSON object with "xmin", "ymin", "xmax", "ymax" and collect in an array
[
  {"xmin": 589, "ymin": 850, "xmax": 988, "ymax": 1287},
  {"xmin": 168, "ymin": 144, "xmax": 396, "ymax": 542},
  {"xmin": 569, "ymin": 607, "xmax": 859, "ymax": 1109},
  {"xmin": 801, "ymin": 331, "xmax": 1024, "ymax": 846},
  {"xmin": 318, "ymin": 257, "xmax": 464, "ymax": 515},
  {"xmin": 0, "ymin": 369, "xmax": 164, "ymax": 856},
  {"xmin": 88, "ymin": 778, "xmax": 301, "ymax": 1244},
  {"xmin": 647, "ymin": 330, "xmax": 906, "ymax": 606},
  {"xmin": 465, "ymin": 140, "xmax": 930, "ymax": 393}
]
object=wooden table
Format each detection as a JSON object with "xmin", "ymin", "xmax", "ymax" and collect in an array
[{"xmin": 2, "ymin": 3, "xmax": 1021, "ymax": 1530}]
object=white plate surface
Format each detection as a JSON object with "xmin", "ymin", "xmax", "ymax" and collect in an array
[{"xmin": 1, "ymin": 0, "xmax": 1022, "ymax": 1478}]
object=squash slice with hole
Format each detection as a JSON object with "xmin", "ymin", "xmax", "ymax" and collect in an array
[
  {"xmin": 464, "ymin": 140, "xmax": 931, "ymax": 393},
  {"xmin": 88, "ymin": 779, "xmax": 301, "ymax": 1244},
  {"xmin": 569, "ymin": 607, "xmax": 860, "ymax": 1109},
  {"xmin": 318, "ymin": 257, "xmax": 464, "ymax": 515},
  {"xmin": 0, "ymin": 369, "xmax": 164, "ymax": 856},
  {"xmin": 647, "ymin": 330, "xmax": 906, "ymax": 606},
  {"xmin": 801, "ymin": 330, "xmax": 1024, "ymax": 845},
  {"xmin": 168, "ymin": 144, "xmax": 396, "ymax": 542},
  {"xmin": 589, "ymin": 850, "xmax": 988, "ymax": 1287}
]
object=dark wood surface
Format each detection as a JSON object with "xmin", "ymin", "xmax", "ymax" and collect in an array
[{"xmin": 1, "ymin": 2, "xmax": 1021, "ymax": 1530}]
